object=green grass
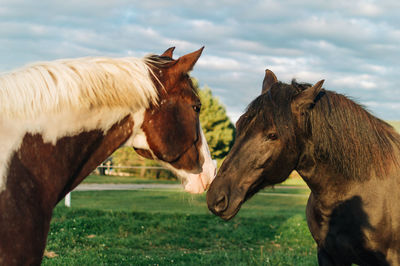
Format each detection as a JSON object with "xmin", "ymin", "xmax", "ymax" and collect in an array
[
  {"xmin": 82, "ymin": 173, "xmax": 306, "ymax": 185},
  {"xmin": 280, "ymin": 176, "xmax": 305, "ymax": 186},
  {"xmin": 82, "ymin": 174, "xmax": 180, "ymax": 184},
  {"xmin": 43, "ymin": 185, "xmax": 317, "ymax": 265}
]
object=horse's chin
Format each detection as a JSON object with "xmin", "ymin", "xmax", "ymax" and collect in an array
[
  {"xmin": 182, "ymin": 169, "xmax": 215, "ymax": 194},
  {"xmin": 215, "ymin": 178, "xmax": 284, "ymax": 220},
  {"xmin": 223, "ymin": 188, "xmax": 258, "ymax": 219},
  {"xmin": 209, "ymin": 196, "xmax": 245, "ymax": 221},
  {"xmin": 218, "ymin": 203, "xmax": 243, "ymax": 221},
  {"xmin": 183, "ymin": 174, "xmax": 206, "ymax": 194},
  {"xmin": 177, "ymin": 158, "xmax": 216, "ymax": 194}
]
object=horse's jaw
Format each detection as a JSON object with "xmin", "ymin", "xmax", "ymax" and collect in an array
[
  {"xmin": 183, "ymin": 163, "xmax": 216, "ymax": 194},
  {"xmin": 186, "ymin": 130, "xmax": 217, "ymax": 193},
  {"xmin": 167, "ymin": 148, "xmax": 216, "ymax": 194}
]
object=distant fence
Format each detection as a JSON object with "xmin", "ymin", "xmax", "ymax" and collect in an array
[
  {"xmin": 66, "ymin": 161, "xmax": 217, "ymax": 207},
  {"xmin": 65, "ymin": 165, "xmax": 173, "ymax": 207},
  {"xmin": 94, "ymin": 165, "xmax": 174, "ymax": 179},
  {"xmin": 97, "ymin": 166, "xmax": 166, "ymax": 170}
]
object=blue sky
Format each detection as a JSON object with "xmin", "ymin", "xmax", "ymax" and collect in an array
[{"xmin": 1, "ymin": 0, "xmax": 400, "ymax": 122}]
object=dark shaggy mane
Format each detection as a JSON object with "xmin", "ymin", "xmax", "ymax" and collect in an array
[
  {"xmin": 240, "ymin": 80, "xmax": 400, "ymax": 181},
  {"xmin": 308, "ymin": 87, "xmax": 400, "ymax": 180}
]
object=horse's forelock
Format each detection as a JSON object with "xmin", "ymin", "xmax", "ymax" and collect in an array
[
  {"xmin": 268, "ymin": 84, "xmax": 298, "ymax": 143},
  {"xmin": 239, "ymin": 83, "xmax": 297, "ymax": 144}
]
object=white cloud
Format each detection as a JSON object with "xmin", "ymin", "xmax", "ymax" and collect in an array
[
  {"xmin": 1, "ymin": 0, "xmax": 400, "ymax": 121},
  {"xmin": 197, "ymin": 56, "xmax": 241, "ymax": 71},
  {"xmin": 363, "ymin": 101, "xmax": 400, "ymax": 120},
  {"xmin": 331, "ymin": 74, "xmax": 378, "ymax": 90}
]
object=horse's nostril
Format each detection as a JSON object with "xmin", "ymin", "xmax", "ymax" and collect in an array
[{"xmin": 214, "ymin": 193, "xmax": 228, "ymax": 213}]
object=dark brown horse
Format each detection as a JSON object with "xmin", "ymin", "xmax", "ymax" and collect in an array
[
  {"xmin": 0, "ymin": 47, "xmax": 216, "ymax": 265},
  {"xmin": 207, "ymin": 69, "xmax": 400, "ymax": 265}
]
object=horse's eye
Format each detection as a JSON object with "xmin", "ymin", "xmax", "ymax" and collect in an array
[
  {"xmin": 193, "ymin": 104, "xmax": 201, "ymax": 113},
  {"xmin": 267, "ymin": 133, "xmax": 278, "ymax": 141}
]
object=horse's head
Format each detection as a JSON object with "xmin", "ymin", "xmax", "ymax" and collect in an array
[
  {"xmin": 131, "ymin": 47, "xmax": 216, "ymax": 193},
  {"xmin": 207, "ymin": 69, "xmax": 324, "ymax": 219}
]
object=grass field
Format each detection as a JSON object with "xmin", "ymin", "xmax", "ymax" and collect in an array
[
  {"xmin": 82, "ymin": 174, "xmax": 180, "ymax": 184},
  {"xmin": 42, "ymin": 181, "xmax": 317, "ymax": 265},
  {"xmin": 82, "ymin": 174, "xmax": 305, "ymax": 185}
]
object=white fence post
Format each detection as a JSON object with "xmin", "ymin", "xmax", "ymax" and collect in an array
[{"xmin": 65, "ymin": 192, "xmax": 71, "ymax": 207}]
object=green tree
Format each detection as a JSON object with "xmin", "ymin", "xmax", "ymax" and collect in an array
[{"xmin": 195, "ymin": 81, "xmax": 235, "ymax": 161}]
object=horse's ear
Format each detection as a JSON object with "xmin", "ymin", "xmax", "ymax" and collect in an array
[
  {"xmin": 262, "ymin": 69, "xmax": 278, "ymax": 94},
  {"xmin": 293, "ymin": 80, "xmax": 325, "ymax": 109},
  {"xmin": 161, "ymin": 47, "xmax": 175, "ymax": 58},
  {"xmin": 174, "ymin": 47, "xmax": 204, "ymax": 73}
]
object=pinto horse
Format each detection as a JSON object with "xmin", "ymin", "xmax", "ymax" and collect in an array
[
  {"xmin": 0, "ymin": 47, "xmax": 216, "ymax": 265},
  {"xmin": 207, "ymin": 69, "xmax": 400, "ymax": 265}
]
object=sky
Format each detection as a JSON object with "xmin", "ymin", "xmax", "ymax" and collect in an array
[{"xmin": 1, "ymin": 0, "xmax": 400, "ymax": 122}]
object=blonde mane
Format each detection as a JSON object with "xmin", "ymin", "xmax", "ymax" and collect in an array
[{"xmin": 0, "ymin": 56, "xmax": 160, "ymax": 120}]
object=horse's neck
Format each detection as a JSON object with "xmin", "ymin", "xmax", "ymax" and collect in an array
[
  {"xmin": 296, "ymin": 142, "xmax": 356, "ymax": 202},
  {"xmin": 62, "ymin": 115, "xmax": 135, "ymax": 195},
  {"xmin": 297, "ymin": 161, "xmax": 344, "ymax": 197},
  {"xmin": 297, "ymin": 144, "xmax": 400, "ymax": 206},
  {"xmin": 1, "ymin": 113, "xmax": 134, "ymax": 208}
]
